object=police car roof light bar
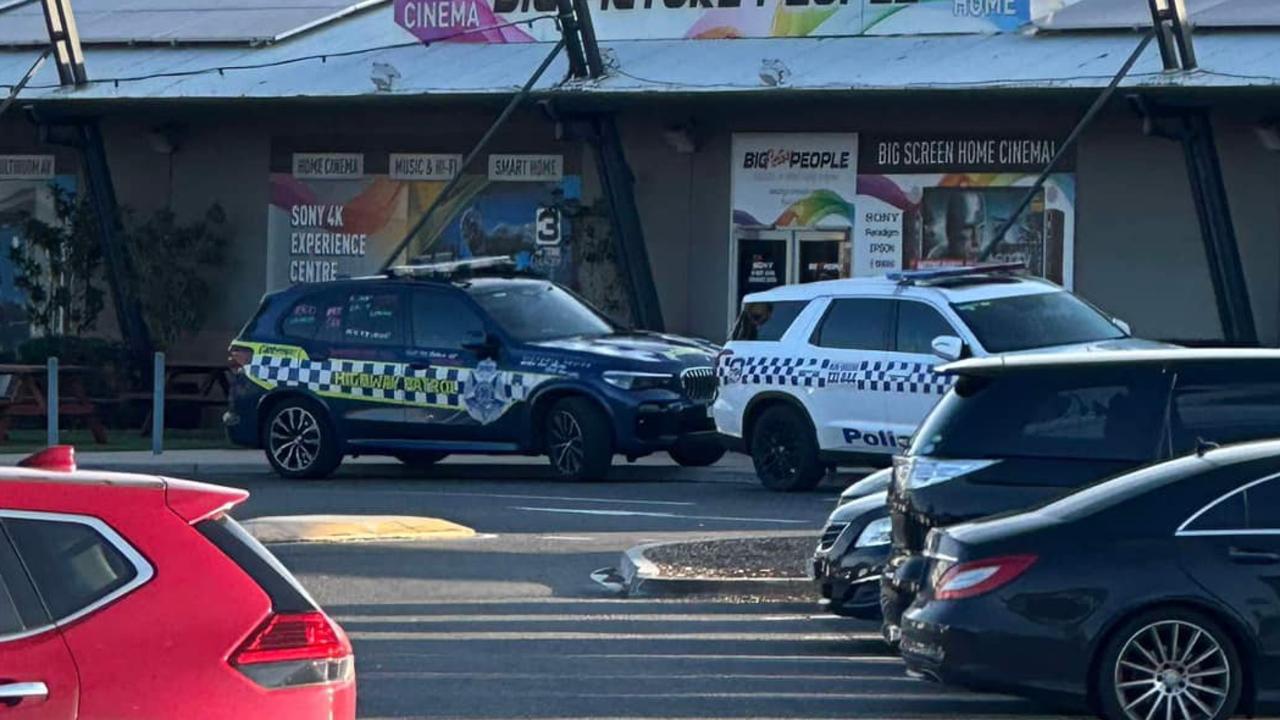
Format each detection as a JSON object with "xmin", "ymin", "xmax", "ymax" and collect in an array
[
  {"xmin": 886, "ymin": 263, "xmax": 1026, "ymax": 286},
  {"xmin": 386, "ymin": 256, "xmax": 518, "ymax": 279}
]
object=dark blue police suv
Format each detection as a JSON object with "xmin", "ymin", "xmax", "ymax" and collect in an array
[{"xmin": 225, "ymin": 261, "xmax": 723, "ymax": 480}]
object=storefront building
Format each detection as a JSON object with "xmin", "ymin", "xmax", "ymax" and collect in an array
[{"xmin": 3, "ymin": 0, "xmax": 1280, "ymax": 359}]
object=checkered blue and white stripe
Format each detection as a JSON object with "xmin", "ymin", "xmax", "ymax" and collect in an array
[{"xmin": 719, "ymin": 355, "xmax": 953, "ymax": 396}]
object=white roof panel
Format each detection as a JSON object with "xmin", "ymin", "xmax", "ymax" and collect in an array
[
  {"xmin": 0, "ymin": 0, "xmax": 385, "ymax": 46},
  {"xmin": 1035, "ymin": 0, "xmax": 1280, "ymax": 30}
]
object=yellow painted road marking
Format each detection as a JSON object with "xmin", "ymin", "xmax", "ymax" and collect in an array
[{"xmin": 243, "ymin": 514, "xmax": 475, "ymax": 543}]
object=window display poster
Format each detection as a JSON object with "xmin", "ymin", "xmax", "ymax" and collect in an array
[
  {"xmin": 735, "ymin": 237, "xmax": 789, "ymax": 305},
  {"xmin": 731, "ymin": 133, "xmax": 858, "ymax": 230},
  {"xmin": 0, "ymin": 175, "xmax": 75, "ymax": 353},
  {"xmin": 852, "ymin": 135, "xmax": 1075, "ymax": 287},
  {"xmin": 266, "ymin": 171, "xmax": 580, "ymax": 290}
]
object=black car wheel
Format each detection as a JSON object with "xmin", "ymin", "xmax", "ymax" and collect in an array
[
  {"xmin": 668, "ymin": 437, "xmax": 727, "ymax": 467},
  {"xmin": 750, "ymin": 405, "xmax": 823, "ymax": 492},
  {"xmin": 395, "ymin": 451, "xmax": 449, "ymax": 472},
  {"xmin": 1096, "ymin": 609, "xmax": 1242, "ymax": 720},
  {"xmin": 263, "ymin": 399, "xmax": 341, "ymax": 480},
  {"xmin": 546, "ymin": 398, "xmax": 612, "ymax": 481}
]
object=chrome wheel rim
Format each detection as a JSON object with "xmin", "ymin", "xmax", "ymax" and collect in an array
[
  {"xmin": 1114, "ymin": 620, "xmax": 1230, "ymax": 720},
  {"xmin": 548, "ymin": 410, "xmax": 584, "ymax": 475},
  {"xmin": 269, "ymin": 407, "xmax": 322, "ymax": 473}
]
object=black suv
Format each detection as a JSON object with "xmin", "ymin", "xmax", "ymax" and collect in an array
[
  {"xmin": 882, "ymin": 349, "xmax": 1280, "ymax": 642},
  {"xmin": 225, "ymin": 261, "xmax": 723, "ymax": 479}
]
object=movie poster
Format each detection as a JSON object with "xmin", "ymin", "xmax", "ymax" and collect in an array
[
  {"xmin": 853, "ymin": 135, "xmax": 1075, "ymax": 287},
  {"xmin": 266, "ymin": 152, "xmax": 580, "ymax": 291}
]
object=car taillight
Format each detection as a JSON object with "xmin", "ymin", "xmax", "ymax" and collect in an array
[
  {"xmin": 934, "ymin": 555, "xmax": 1037, "ymax": 601},
  {"xmin": 231, "ymin": 612, "xmax": 353, "ymax": 688},
  {"xmin": 228, "ymin": 345, "xmax": 254, "ymax": 374}
]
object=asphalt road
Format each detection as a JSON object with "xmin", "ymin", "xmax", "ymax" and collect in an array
[{"xmin": 216, "ymin": 468, "xmax": 1082, "ymax": 720}]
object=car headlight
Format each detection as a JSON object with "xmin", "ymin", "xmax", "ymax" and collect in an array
[
  {"xmin": 895, "ymin": 456, "xmax": 999, "ymax": 490},
  {"xmin": 602, "ymin": 370, "xmax": 673, "ymax": 391},
  {"xmin": 855, "ymin": 517, "xmax": 892, "ymax": 548}
]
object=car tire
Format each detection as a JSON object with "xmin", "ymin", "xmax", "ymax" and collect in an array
[
  {"xmin": 668, "ymin": 438, "xmax": 727, "ymax": 467},
  {"xmin": 1095, "ymin": 608, "xmax": 1243, "ymax": 720},
  {"xmin": 545, "ymin": 397, "xmax": 613, "ymax": 481},
  {"xmin": 395, "ymin": 451, "xmax": 449, "ymax": 471},
  {"xmin": 262, "ymin": 398, "xmax": 342, "ymax": 480},
  {"xmin": 750, "ymin": 405, "xmax": 823, "ymax": 492}
]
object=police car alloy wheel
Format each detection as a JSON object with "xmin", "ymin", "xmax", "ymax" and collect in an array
[
  {"xmin": 546, "ymin": 397, "xmax": 612, "ymax": 481},
  {"xmin": 750, "ymin": 405, "xmax": 824, "ymax": 492},
  {"xmin": 1096, "ymin": 609, "xmax": 1241, "ymax": 720},
  {"xmin": 263, "ymin": 399, "xmax": 341, "ymax": 480}
]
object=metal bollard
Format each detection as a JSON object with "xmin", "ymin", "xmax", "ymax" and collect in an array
[
  {"xmin": 46, "ymin": 357, "xmax": 58, "ymax": 447},
  {"xmin": 152, "ymin": 352, "xmax": 165, "ymax": 455}
]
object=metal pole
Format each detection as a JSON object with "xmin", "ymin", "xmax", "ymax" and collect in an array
[
  {"xmin": 571, "ymin": 0, "xmax": 605, "ymax": 78},
  {"xmin": 554, "ymin": 0, "xmax": 588, "ymax": 79},
  {"xmin": 152, "ymin": 351, "xmax": 165, "ymax": 455},
  {"xmin": 980, "ymin": 34, "xmax": 1153, "ymax": 262},
  {"xmin": 0, "ymin": 47, "xmax": 51, "ymax": 121},
  {"xmin": 46, "ymin": 356, "xmax": 58, "ymax": 447},
  {"xmin": 380, "ymin": 40, "xmax": 565, "ymax": 270}
]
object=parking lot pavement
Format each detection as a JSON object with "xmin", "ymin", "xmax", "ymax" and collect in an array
[{"xmin": 246, "ymin": 472, "xmax": 1082, "ymax": 720}]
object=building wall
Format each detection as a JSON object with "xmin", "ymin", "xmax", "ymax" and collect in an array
[
  {"xmin": 614, "ymin": 97, "xmax": 1280, "ymax": 345},
  {"xmin": 8, "ymin": 93, "xmax": 1277, "ymax": 361}
]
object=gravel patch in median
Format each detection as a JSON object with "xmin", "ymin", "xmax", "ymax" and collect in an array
[{"xmin": 644, "ymin": 535, "xmax": 818, "ymax": 579}]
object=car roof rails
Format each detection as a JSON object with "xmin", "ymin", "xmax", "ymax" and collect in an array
[
  {"xmin": 885, "ymin": 262, "xmax": 1027, "ymax": 287},
  {"xmin": 384, "ymin": 256, "xmax": 541, "ymax": 282}
]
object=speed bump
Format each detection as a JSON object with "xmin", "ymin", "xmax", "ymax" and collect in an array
[{"xmin": 242, "ymin": 515, "xmax": 475, "ymax": 543}]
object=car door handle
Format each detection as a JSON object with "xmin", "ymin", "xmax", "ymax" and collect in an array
[
  {"xmin": 1228, "ymin": 548, "xmax": 1280, "ymax": 565},
  {"xmin": 408, "ymin": 362, "xmax": 431, "ymax": 371},
  {"xmin": 0, "ymin": 681, "xmax": 48, "ymax": 701},
  {"xmin": 887, "ymin": 370, "xmax": 913, "ymax": 379}
]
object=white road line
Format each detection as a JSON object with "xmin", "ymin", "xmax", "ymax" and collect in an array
[
  {"xmin": 511, "ymin": 506, "xmax": 811, "ymax": 524},
  {"xmin": 347, "ymin": 630, "xmax": 880, "ymax": 641},
  {"xmin": 336, "ymin": 613, "xmax": 841, "ymax": 623},
  {"xmin": 359, "ymin": 671, "xmax": 916, "ymax": 682},
  {"xmin": 390, "ymin": 490, "xmax": 697, "ymax": 507},
  {"xmin": 540, "ymin": 535, "xmax": 595, "ymax": 541}
]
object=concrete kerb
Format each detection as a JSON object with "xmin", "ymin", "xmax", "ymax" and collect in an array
[
  {"xmin": 242, "ymin": 514, "xmax": 476, "ymax": 544},
  {"xmin": 618, "ymin": 538, "xmax": 814, "ymax": 599}
]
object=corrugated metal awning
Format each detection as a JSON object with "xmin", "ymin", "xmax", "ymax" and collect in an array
[{"xmin": 3, "ymin": 6, "xmax": 1280, "ymax": 102}]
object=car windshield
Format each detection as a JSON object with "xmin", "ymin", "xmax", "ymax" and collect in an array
[
  {"xmin": 952, "ymin": 291, "xmax": 1126, "ymax": 353},
  {"xmin": 468, "ymin": 282, "xmax": 615, "ymax": 342},
  {"xmin": 910, "ymin": 367, "xmax": 1169, "ymax": 463}
]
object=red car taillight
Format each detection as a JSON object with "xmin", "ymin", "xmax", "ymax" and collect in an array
[
  {"xmin": 934, "ymin": 555, "xmax": 1037, "ymax": 601},
  {"xmin": 231, "ymin": 612, "xmax": 353, "ymax": 688},
  {"xmin": 228, "ymin": 345, "xmax": 254, "ymax": 374}
]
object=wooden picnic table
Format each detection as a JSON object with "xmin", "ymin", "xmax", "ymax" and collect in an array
[
  {"xmin": 0, "ymin": 364, "xmax": 108, "ymax": 444},
  {"xmin": 122, "ymin": 363, "xmax": 231, "ymax": 435}
]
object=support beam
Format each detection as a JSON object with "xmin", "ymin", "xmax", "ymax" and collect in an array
[{"xmin": 588, "ymin": 115, "xmax": 664, "ymax": 331}]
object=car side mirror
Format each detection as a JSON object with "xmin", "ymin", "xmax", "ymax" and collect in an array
[
  {"xmin": 462, "ymin": 331, "xmax": 501, "ymax": 359},
  {"xmin": 1111, "ymin": 317, "xmax": 1132, "ymax": 335},
  {"xmin": 931, "ymin": 335, "xmax": 964, "ymax": 362}
]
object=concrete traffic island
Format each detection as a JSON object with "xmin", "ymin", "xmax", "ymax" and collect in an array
[
  {"xmin": 603, "ymin": 534, "xmax": 819, "ymax": 600},
  {"xmin": 243, "ymin": 514, "xmax": 476, "ymax": 543}
]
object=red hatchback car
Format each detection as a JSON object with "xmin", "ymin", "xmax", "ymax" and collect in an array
[{"xmin": 0, "ymin": 447, "xmax": 356, "ymax": 719}]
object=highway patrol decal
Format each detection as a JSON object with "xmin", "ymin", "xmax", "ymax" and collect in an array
[
  {"xmin": 241, "ymin": 343, "xmax": 552, "ymax": 424},
  {"xmin": 718, "ymin": 356, "xmax": 953, "ymax": 396}
]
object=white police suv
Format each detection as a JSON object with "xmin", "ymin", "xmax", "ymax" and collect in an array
[{"xmin": 712, "ymin": 264, "xmax": 1164, "ymax": 491}]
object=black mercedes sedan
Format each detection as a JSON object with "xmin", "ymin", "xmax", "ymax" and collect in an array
[{"xmin": 900, "ymin": 439, "xmax": 1280, "ymax": 720}]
